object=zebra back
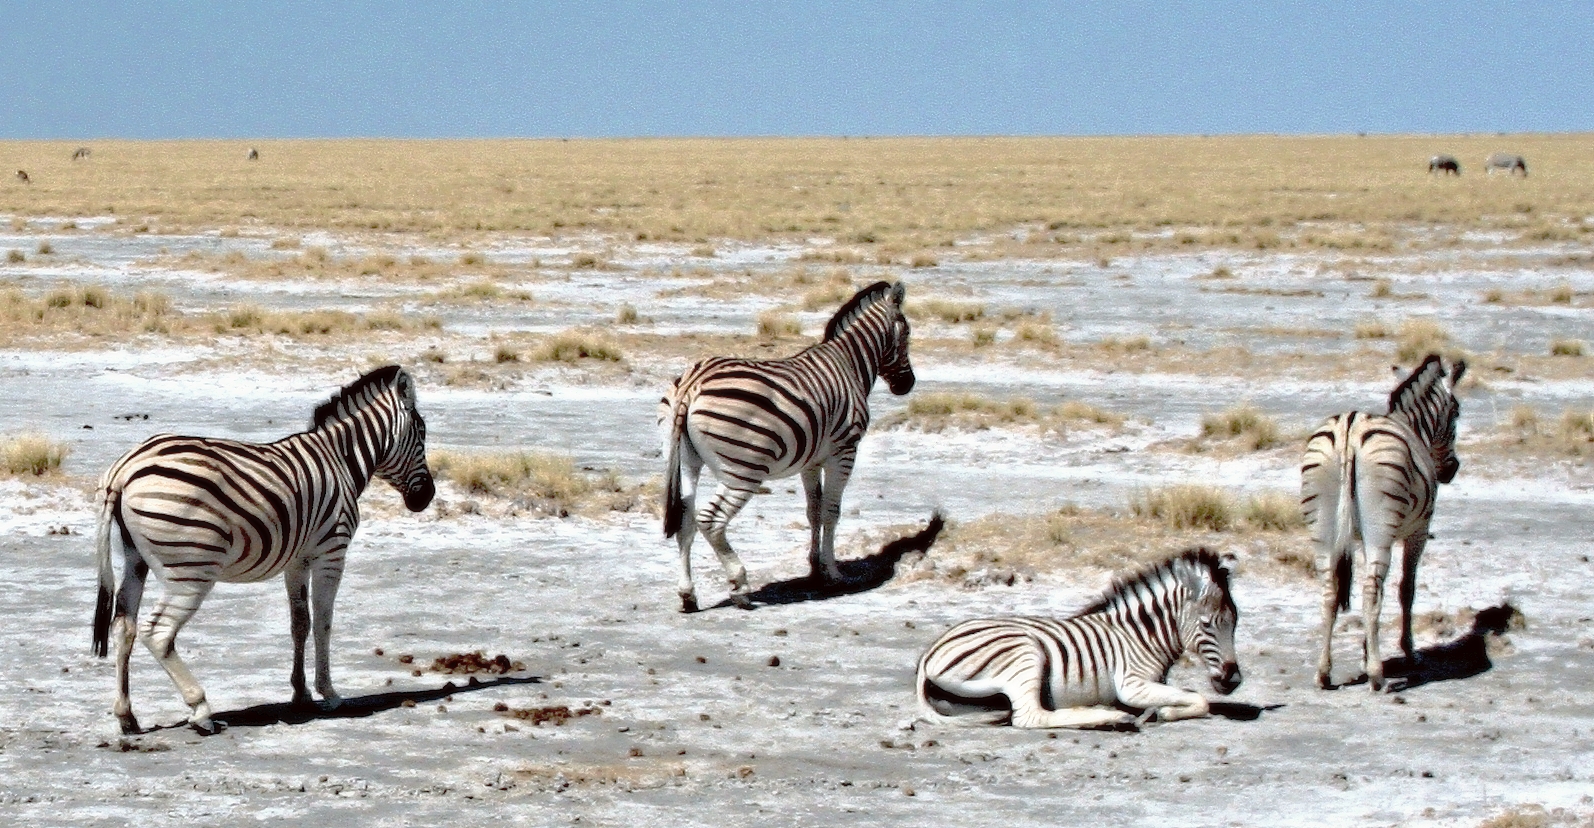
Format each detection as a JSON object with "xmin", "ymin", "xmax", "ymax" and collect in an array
[{"xmin": 1385, "ymin": 353, "xmax": 1465, "ymax": 484}]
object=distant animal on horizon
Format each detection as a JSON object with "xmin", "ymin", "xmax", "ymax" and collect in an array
[
  {"xmin": 247, "ymin": 147, "xmax": 260, "ymax": 161},
  {"xmin": 1428, "ymin": 155, "xmax": 1460, "ymax": 175},
  {"xmin": 1301, "ymin": 353, "xmax": 1465, "ymax": 693},
  {"xmin": 92, "ymin": 365, "xmax": 436, "ymax": 735},
  {"xmin": 72, "ymin": 147, "xmax": 91, "ymax": 161},
  {"xmin": 661, "ymin": 280, "xmax": 915, "ymax": 612},
  {"xmin": 15, "ymin": 170, "xmax": 29, "ymax": 183},
  {"xmin": 916, "ymin": 548, "xmax": 1242, "ymax": 729},
  {"xmin": 1485, "ymin": 153, "xmax": 1527, "ymax": 176}
]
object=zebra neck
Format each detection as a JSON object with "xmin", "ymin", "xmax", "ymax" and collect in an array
[
  {"xmin": 1097, "ymin": 590, "xmax": 1186, "ymax": 672},
  {"xmin": 809, "ymin": 325, "xmax": 882, "ymax": 390},
  {"xmin": 312, "ymin": 415, "xmax": 383, "ymax": 493},
  {"xmin": 1388, "ymin": 406, "xmax": 1437, "ymax": 449}
]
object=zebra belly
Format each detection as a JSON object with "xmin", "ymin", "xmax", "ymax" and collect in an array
[{"xmin": 120, "ymin": 486, "xmax": 304, "ymax": 584}]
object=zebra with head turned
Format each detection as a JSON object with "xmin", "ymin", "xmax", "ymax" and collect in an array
[
  {"xmin": 661, "ymin": 280, "xmax": 915, "ymax": 612},
  {"xmin": 92, "ymin": 365, "xmax": 435, "ymax": 734},
  {"xmin": 1301, "ymin": 353, "xmax": 1465, "ymax": 692},
  {"xmin": 916, "ymin": 548, "xmax": 1242, "ymax": 729},
  {"xmin": 1485, "ymin": 153, "xmax": 1527, "ymax": 176}
]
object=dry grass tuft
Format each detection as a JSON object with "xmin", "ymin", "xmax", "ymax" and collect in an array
[
  {"xmin": 430, "ymin": 450, "xmax": 626, "ymax": 516},
  {"xmin": 1353, "ymin": 319, "xmax": 1390, "ymax": 339},
  {"xmin": 1096, "ymin": 335, "xmax": 1152, "ymax": 353},
  {"xmin": 2, "ymin": 432, "xmax": 69, "ymax": 476},
  {"xmin": 1395, "ymin": 318, "xmax": 1455, "ymax": 362},
  {"xmin": 756, "ymin": 310, "xmax": 802, "ymax": 339},
  {"xmin": 1243, "ymin": 492, "xmax": 1306, "ymax": 531},
  {"xmin": 615, "ymin": 303, "xmax": 640, "ymax": 325},
  {"xmin": 1131, "ymin": 485, "xmax": 1236, "ymax": 532},
  {"xmin": 1549, "ymin": 338, "xmax": 1585, "ymax": 357},
  {"xmin": 906, "ymin": 297, "xmax": 985, "ymax": 324},
  {"xmin": 880, "ymin": 391, "xmax": 1121, "ymax": 433},
  {"xmin": 1492, "ymin": 405, "xmax": 1594, "ymax": 457},
  {"xmin": 534, "ymin": 331, "xmax": 623, "ymax": 362},
  {"xmin": 1199, "ymin": 404, "xmax": 1284, "ymax": 450}
]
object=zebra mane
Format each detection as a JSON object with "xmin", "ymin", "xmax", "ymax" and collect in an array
[
  {"xmin": 1387, "ymin": 353, "xmax": 1462, "ymax": 423},
  {"xmin": 312, "ymin": 365, "xmax": 408, "ymax": 428},
  {"xmin": 1072, "ymin": 547, "xmax": 1231, "ymax": 618},
  {"xmin": 823, "ymin": 281, "xmax": 897, "ymax": 342}
]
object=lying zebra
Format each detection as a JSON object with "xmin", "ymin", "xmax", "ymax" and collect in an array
[{"xmin": 916, "ymin": 548, "xmax": 1241, "ymax": 729}]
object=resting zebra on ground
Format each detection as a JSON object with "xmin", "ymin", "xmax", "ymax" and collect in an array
[
  {"xmin": 661, "ymin": 281, "xmax": 915, "ymax": 612},
  {"xmin": 916, "ymin": 548, "xmax": 1242, "ymax": 729},
  {"xmin": 91, "ymin": 365, "xmax": 435, "ymax": 734},
  {"xmin": 1485, "ymin": 153, "xmax": 1527, "ymax": 176},
  {"xmin": 1301, "ymin": 353, "xmax": 1465, "ymax": 692}
]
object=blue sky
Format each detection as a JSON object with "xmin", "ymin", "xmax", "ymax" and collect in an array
[{"xmin": 3, "ymin": 1, "xmax": 1590, "ymax": 139}]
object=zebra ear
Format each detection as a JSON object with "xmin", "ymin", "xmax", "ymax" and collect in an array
[
  {"xmin": 890, "ymin": 281, "xmax": 906, "ymax": 306},
  {"xmin": 1449, "ymin": 359, "xmax": 1467, "ymax": 387}
]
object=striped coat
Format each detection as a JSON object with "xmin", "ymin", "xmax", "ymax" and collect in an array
[
  {"xmin": 92, "ymin": 366, "xmax": 434, "ymax": 734},
  {"xmin": 917, "ymin": 549, "xmax": 1242, "ymax": 729},
  {"xmin": 661, "ymin": 281, "xmax": 914, "ymax": 611},
  {"xmin": 1301, "ymin": 353, "xmax": 1465, "ymax": 691}
]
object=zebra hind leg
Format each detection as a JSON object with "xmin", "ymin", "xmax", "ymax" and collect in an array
[
  {"xmin": 112, "ymin": 559, "xmax": 148, "ymax": 734},
  {"xmin": 699, "ymin": 484, "xmax": 757, "ymax": 609},
  {"xmin": 139, "ymin": 579, "xmax": 221, "ymax": 734}
]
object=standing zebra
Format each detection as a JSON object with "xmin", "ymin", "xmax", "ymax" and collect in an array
[
  {"xmin": 661, "ymin": 281, "xmax": 915, "ymax": 612},
  {"xmin": 916, "ymin": 548, "xmax": 1242, "ymax": 729},
  {"xmin": 91, "ymin": 365, "xmax": 435, "ymax": 734},
  {"xmin": 1301, "ymin": 353, "xmax": 1465, "ymax": 692},
  {"xmin": 1485, "ymin": 153, "xmax": 1527, "ymax": 176},
  {"xmin": 1428, "ymin": 155, "xmax": 1460, "ymax": 175}
]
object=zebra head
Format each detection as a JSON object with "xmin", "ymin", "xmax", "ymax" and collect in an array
[
  {"xmin": 880, "ymin": 281, "xmax": 915, "ymax": 395},
  {"xmin": 1389, "ymin": 354, "xmax": 1466, "ymax": 484},
  {"xmin": 1179, "ymin": 549, "xmax": 1242, "ymax": 695},
  {"xmin": 823, "ymin": 281, "xmax": 916, "ymax": 395},
  {"xmin": 375, "ymin": 368, "xmax": 436, "ymax": 512},
  {"xmin": 316, "ymin": 365, "xmax": 436, "ymax": 512}
]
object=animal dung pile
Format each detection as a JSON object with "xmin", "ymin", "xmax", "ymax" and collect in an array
[
  {"xmin": 429, "ymin": 651, "xmax": 525, "ymax": 674},
  {"xmin": 493, "ymin": 702, "xmax": 602, "ymax": 726}
]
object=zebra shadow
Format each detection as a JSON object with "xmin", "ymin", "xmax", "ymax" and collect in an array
[
  {"xmin": 1380, "ymin": 603, "xmax": 1522, "ymax": 692},
  {"xmin": 167, "ymin": 675, "xmax": 544, "ymax": 732},
  {"xmin": 1206, "ymin": 701, "xmax": 1285, "ymax": 722},
  {"xmin": 715, "ymin": 511, "xmax": 945, "ymax": 610}
]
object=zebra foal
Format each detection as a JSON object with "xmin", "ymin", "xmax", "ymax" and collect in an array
[
  {"xmin": 661, "ymin": 281, "xmax": 914, "ymax": 612},
  {"xmin": 1301, "ymin": 353, "xmax": 1465, "ymax": 691},
  {"xmin": 91, "ymin": 365, "xmax": 435, "ymax": 734},
  {"xmin": 916, "ymin": 549, "xmax": 1242, "ymax": 729}
]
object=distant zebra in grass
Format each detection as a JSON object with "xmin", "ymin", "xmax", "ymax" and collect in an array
[
  {"xmin": 1301, "ymin": 353, "xmax": 1465, "ymax": 692},
  {"xmin": 1428, "ymin": 155, "xmax": 1460, "ymax": 175},
  {"xmin": 247, "ymin": 147, "xmax": 260, "ymax": 161},
  {"xmin": 661, "ymin": 281, "xmax": 915, "ymax": 612},
  {"xmin": 15, "ymin": 170, "xmax": 28, "ymax": 183},
  {"xmin": 916, "ymin": 548, "xmax": 1242, "ymax": 729},
  {"xmin": 92, "ymin": 365, "xmax": 435, "ymax": 734},
  {"xmin": 72, "ymin": 147, "xmax": 91, "ymax": 161},
  {"xmin": 1485, "ymin": 153, "xmax": 1527, "ymax": 176}
]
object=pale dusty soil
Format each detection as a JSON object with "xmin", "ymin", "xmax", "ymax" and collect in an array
[{"xmin": 1, "ymin": 222, "xmax": 1592, "ymax": 827}]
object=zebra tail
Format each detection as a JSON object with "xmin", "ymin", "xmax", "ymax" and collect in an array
[
  {"xmin": 915, "ymin": 659, "xmax": 1011, "ymax": 727},
  {"xmin": 91, "ymin": 485, "xmax": 119, "ymax": 658},
  {"xmin": 662, "ymin": 403, "xmax": 687, "ymax": 538},
  {"xmin": 1332, "ymin": 451, "xmax": 1357, "ymax": 612}
]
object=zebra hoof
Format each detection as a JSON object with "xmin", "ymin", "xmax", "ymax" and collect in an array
[
  {"xmin": 679, "ymin": 595, "xmax": 699, "ymax": 613},
  {"xmin": 730, "ymin": 595, "xmax": 754, "ymax": 610},
  {"xmin": 189, "ymin": 718, "xmax": 224, "ymax": 736},
  {"xmin": 1315, "ymin": 672, "xmax": 1335, "ymax": 690},
  {"xmin": 117, "ymin": 714, "xmax": 142, "ymax": 736}
]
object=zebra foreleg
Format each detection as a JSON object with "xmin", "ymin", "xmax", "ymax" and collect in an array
[
  {"xmin": 698, "ymin": 484, "xmax": 757, "ymax": 609},
  {"xmin": 285, "ymin": 564, "xmax": 314, "ymax": 707},
  {"xmin": 112, "ymin": 559, "xmax": 147, "ymax": 734},
  {"xmin": 799, "ymin": 467, "xmax": 831, "ymax": 582},
  {"xmin": 812, "ymin": 452, "xmax": 856, "ymax": 582},
  {"xmin": 139, "ymin": 579, "xmax": 219, "ymax": 734},
  {"xmin": 1117, "ymin": 676, "xmax": 1211, "ymax": 723},
  {"xmin": 310, "ymin": 555, "xmax": 346, "ymax": 707}
]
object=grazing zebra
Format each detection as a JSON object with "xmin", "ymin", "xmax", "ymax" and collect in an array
[
  {"xmin": 1485, "ymin": 153, "xmax": 1527, "ymax": 176},
  {"xmin": 247, "ymin": 147, "xmax": 260, "ymax": 161},
  {"xmin": 72, "ymin": 147, "xmax": 91, "ymax": 160},
  {"xmin": 1428, "ymin": 155, "xmax": 1460, "ymax": 175},
  {"xmin": 916, "ymin": 548, "xmax": 1242, "ymax": 729},
  {"xmin": 15, "ymin": 169, "xmax": 28, "ymax": 183},
  {"xmin": 661, "ymin": 281, "xmax": 915, "ymax": 612},
  {"xmin": 91, "ymin": 365, "xmax": 435, "ymax": 734},
  {"xmin": 1301, "ymin": 353, "xmax": 1465, "ymax": 692}
]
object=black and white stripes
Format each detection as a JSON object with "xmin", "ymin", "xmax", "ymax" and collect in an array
[
  {"xmin": 660, "ymin": 281, "xmax": 915, "ymax": 612},
  {"xmin": 916, "ymin": 549, "xmax": 1242, "ymax": 729},
  {"xmin": 91, "ymin": 365, "xmax": 434, "ymax": 734},
  {"xmin": 1300, "ymin": 353, "xmax": 1465, "ymax": 691}
]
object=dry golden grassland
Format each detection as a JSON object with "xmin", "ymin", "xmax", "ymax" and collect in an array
[
  {"xmin": 4, "ymin": 135, "xmax": 1593, "ymax": 252},
  {"xmin": 877, "ymin": 391, "xmax": 1122, "ymax": 434},
  {"xmin": 428, "ymin": 449, "xmax": 645, "ymax": 517}
]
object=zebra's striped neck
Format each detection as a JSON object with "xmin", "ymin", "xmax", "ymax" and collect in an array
[
  {"xmin": 799, "ymin": 302, "xmax": 893, "ymax": 390},
  {"xmin": 306, "ymin": 400, "xmax": 396, "ymax": 495},
  {"xmin": 1386, "ymin": 355, "xmax": 1459, "ymax": 452}
]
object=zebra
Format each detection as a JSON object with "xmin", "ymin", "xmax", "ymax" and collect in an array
[
  {"xmin": 15, "ymin": 170, "xmax": 29, "ymax": 184},
  {"xmin": 916, "ymin": 548, "xmax": 1242, "ymax": 729},
  {"xmin": 91, "ymin": 365, "xmax": 435, "ymax": 734},
  {"xmin": 661, "ymin": 280, "xmax": 914, "ymax": 612},
  {"xmin": 1301, "ymin": 353, "xmax": 1465, "ymax": 692},
  {"xmin": 247, "ymin": 147, "xmax": 260, "ymax": 161},
  {"xmin": 72, "ymin": 147, "xmax": 91, "ymax": 161},
  {"xmin": 1485, "ymin": 153, "xmax": 1527, "ymax": 176},
  {"xmin": 1428, "ymin": 155, "xmax": 1460, "ymax": 176}
]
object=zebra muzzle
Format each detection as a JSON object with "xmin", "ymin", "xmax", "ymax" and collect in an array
[{"xmin": 1214, "ymin": 663, "xmax": 1243, "ymax": 695}]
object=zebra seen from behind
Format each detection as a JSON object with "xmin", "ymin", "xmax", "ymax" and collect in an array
[
  {"xmin": 1301, "ymin": 353, "xmax": 1465, "ymax": 692},
  {"xmin": 92, "ymin": 365, "xmax": 435, "ymax": 734},
  {"xmin": 661, "ymin": 280, "xmax": 914, "ymax": 612},
  {"xmin": 916, "ymin": 548, "xmax": 1241, "ymax": 729}
]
